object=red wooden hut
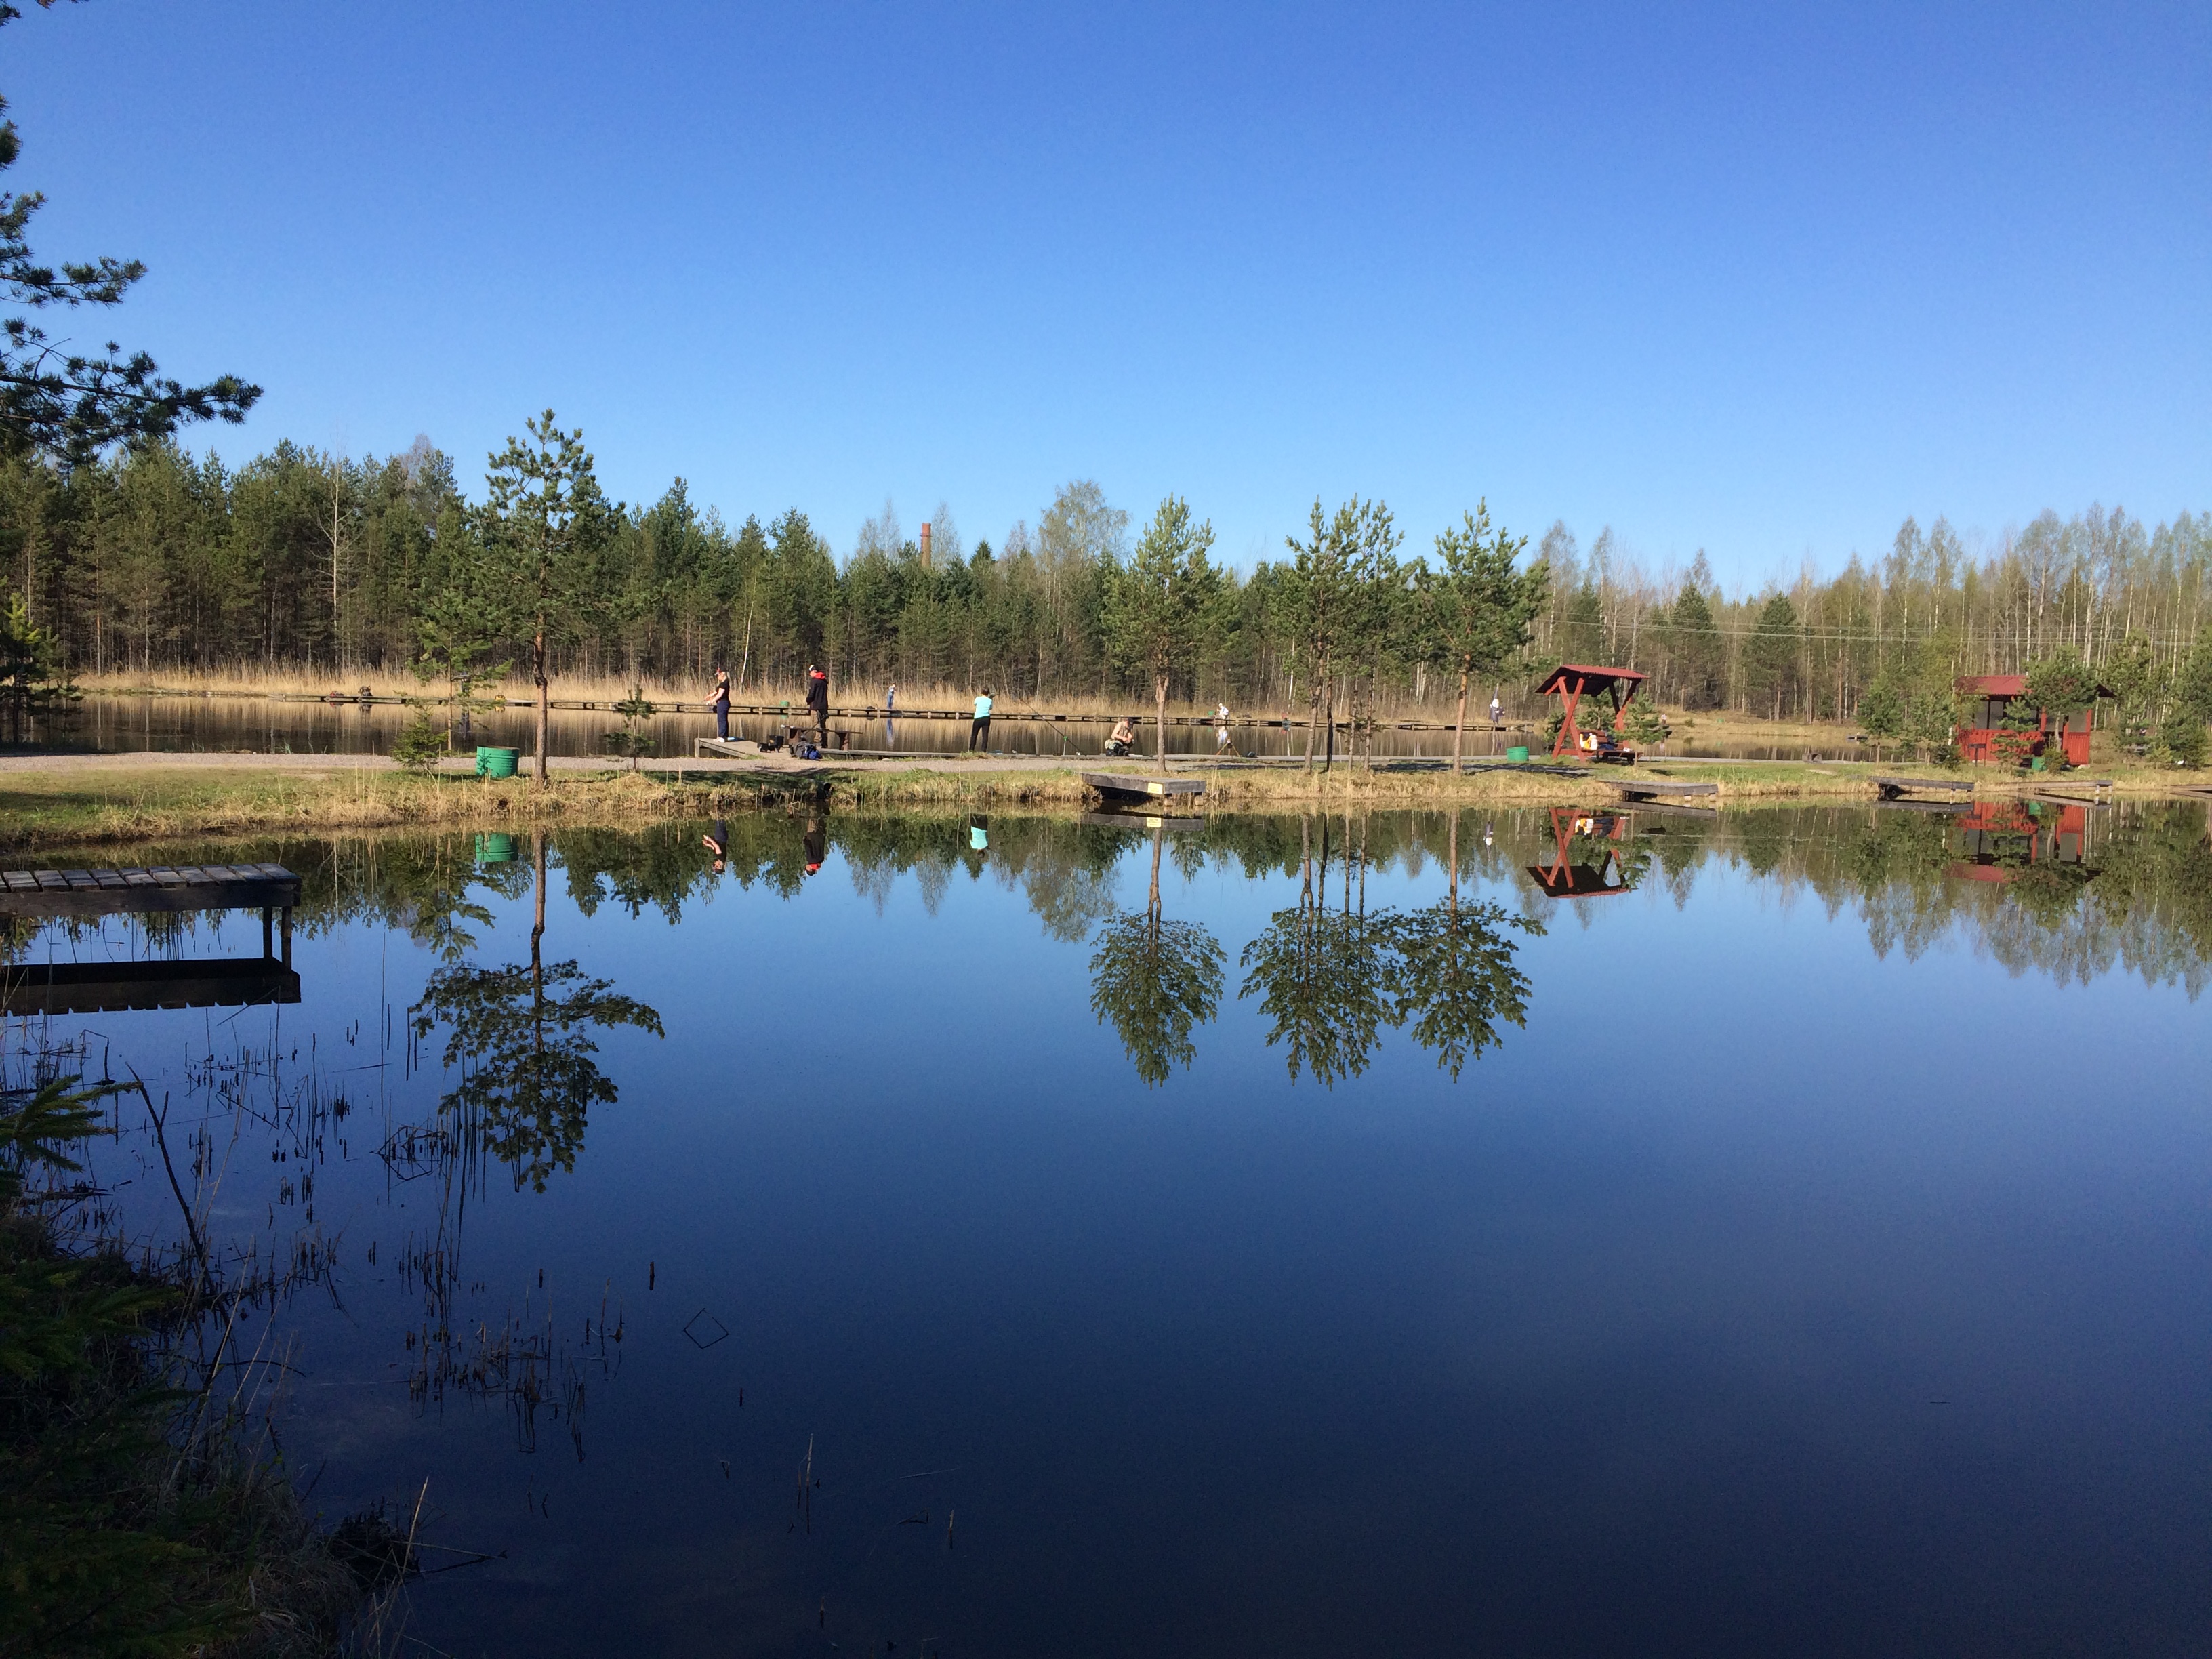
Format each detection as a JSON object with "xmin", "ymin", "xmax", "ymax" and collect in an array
[
  {"xmin": 1536, "ymin": 664, "xmax": 1646, "ymax": 762},
  {"xmin": 1952, "ymin": 674, "xmax": 2112, "ymax": 766}
]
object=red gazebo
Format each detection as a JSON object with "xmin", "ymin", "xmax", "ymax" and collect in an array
[{"xmin": 1536, "ymin": 664, "xmax": 1647, "ymax": 761}]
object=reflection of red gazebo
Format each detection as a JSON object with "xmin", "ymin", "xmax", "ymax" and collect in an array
[
  {"xmin": 1536, "ymin": 665, "xmax": 1646, "ymax": 762},
  {"xmin": 1945, "ymin": 798, "xmax": 2093, "ymax": 883},
  {"xmin": 1526, "ymin": 807, "xmax": 1634, "ymax": 897},
  {"xmin": 1953, "ymin": 675, "xmax": 2112, "ymax": 766}
]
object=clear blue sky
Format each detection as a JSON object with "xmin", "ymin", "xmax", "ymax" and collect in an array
[{"xmin": 7, "ymin": 2, "xmax": 2205, "ymax": 586}]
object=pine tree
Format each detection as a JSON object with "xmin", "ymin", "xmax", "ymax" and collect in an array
[{"xmin": 1103, "ymin": 495, "xmax": 1222, "ymax": 774}]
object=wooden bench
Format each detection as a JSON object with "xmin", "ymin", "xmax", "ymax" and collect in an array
[{"xmin": 1873, "ymin": 776, "xmax": 1973, "ymax": 800}]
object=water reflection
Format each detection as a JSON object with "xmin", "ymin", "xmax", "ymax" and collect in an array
[
  {"xmin": 1380, "ymin": 813, "xmax": 1540, "ymax": 1080},
  {"xmin": 1088, "ymin": 822, "xmax": 1225, "ymax": 1087},
  {"xmin": 409, "ymin": 834, "xmax": 664, "ymax": 1193},
  {"xmin": 1240, "ymin": 813, "xmax": 1539, "ymax": 1086}
]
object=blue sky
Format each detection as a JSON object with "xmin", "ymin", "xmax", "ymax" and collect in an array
[{"xmin": 6, "ymin": 2, "xmax": 2205, "ymax": 586}]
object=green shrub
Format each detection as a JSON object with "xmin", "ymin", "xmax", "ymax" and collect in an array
[
  {"xmin": 392, "ymin": 711, "xmax": 449, "ymax": 772},
  {"xmin": 2156, "ymin": 708, "xmax": 2208, "ymax": 769}
]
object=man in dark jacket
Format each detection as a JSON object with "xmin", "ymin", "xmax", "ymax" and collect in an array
[{"xmin": 805, "ymin": 663, "xmax": 829, "ymax": 743}]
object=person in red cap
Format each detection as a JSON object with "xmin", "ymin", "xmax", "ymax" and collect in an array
[{"xmin": 805, "ymin": 663, "xmax": 830, "ymax": 745}]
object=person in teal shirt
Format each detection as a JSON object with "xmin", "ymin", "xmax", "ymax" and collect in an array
[{"xmin": 968, "ymin": 689, "xmax": 993, "ymax": 751}]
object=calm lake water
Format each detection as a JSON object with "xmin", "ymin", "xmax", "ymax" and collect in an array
[
  {"xmin": 11, "ymin": 800, "xmax": 2211, "ymax": 1656},
  {"xmin": 38, "ymin": 694, "xmax": 1833, "ymax": 762}
]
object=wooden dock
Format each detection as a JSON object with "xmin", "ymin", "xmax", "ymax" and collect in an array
[
  {"xmin": 1082, "ymin": 772, "xmax": 1207, "ymax": 804},
  {"xmin": 1079, "ymin": 811, "xmax": 1204, "ymax": 832},
  {"xmin": 1, "ymin": 957, "xmax": 300, "ymax": 1016},
  {"xmin": 0, "ymin": 863, "xmax": 300, "ymax": 918},
  {"xmin": 2032, "ymin": 778, "xmax": 2116, "ymax": 806},
  {"xmin": 0, "ymin": 863, "xmax": 302, "ymax": 967},
  {"xmin": 1607, "ymin": 778, "xmax": 1718, "ymax": 804},
  {"xmin": 1873, "ymin": 776, "xmax": 1974, "ymax": 800}
]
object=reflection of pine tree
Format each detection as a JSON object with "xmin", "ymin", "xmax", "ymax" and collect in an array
[
  {"xmin": 1236, "ymin": 821, "xmax": 1392, "ymax": 1086},
  {"xmin": 1240, "ymin": 813, "xmax": 1540, "ymax": 1087},
  {"xmin": 1239, "ymin": 906, "xmax": 1392, "ymax": 1086},
  {"xmin": 1381, "ymin": 901, "xmax": 1536, "ymax": 1082},
  {"xmin": 410, "ymin": 837, "xmax": 661, "ymax": 1191},
  {"xmin": 1089, "ymin": 916, "xmax": 1225, "ymax": 1086},
  {"xmin": 1087, "ymin": 825, "xmax": 1225, "ymax": 1087},
  {"xmin": 1382, "ymin": 811, "xmax": 1539, "ymax": 1080}
]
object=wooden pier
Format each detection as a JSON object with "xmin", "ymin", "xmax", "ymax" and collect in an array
[
  {"xmin": 0, "ymin": 865, "xmax": 303, "ymax": 1010},
  {"xmin": 2032, "ymin": 778, "xmax": 2116, "ymax": 806},
  {"xmin": 1873, "ymin": 776, "xmax": 1974, "ymax": 801},
  {"xmin": 1079, "ymin": 811, "xmax": 1205, "ymax": 832},
  {"xmin": 0, "ymin": 863, "xmax": 300, "ymax": 919},
  {"xmin": 1607, "ymin": 778, "xmax": 1718, "ymax": 805},
  {"xmin": 3, "ymin": 957, "xmax": 300, "ymax": 1016},
  {"xmin": 1082, "ymin": 773, "xmax": 1207, "ymax": 806}
]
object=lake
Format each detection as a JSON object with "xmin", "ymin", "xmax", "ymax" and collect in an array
[
  {"xmin": 36, "ymin": 693, "xmax": 1839, "ymax": 762},
  {"xmin": 9, "ymin": 799, "xmax": 2211, "ymax": 1655}
]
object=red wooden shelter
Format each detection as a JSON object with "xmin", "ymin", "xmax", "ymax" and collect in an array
[
  {"xmin": 1536, "ymin": 664, "xmax": 1646, "ymax": 761},
  {"xmin": 1952, "ymin": 674, "xmax": 2112, "ymax": 766}
]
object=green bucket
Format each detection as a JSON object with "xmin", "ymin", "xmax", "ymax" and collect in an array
[
  {"xmin": 474, "ymin": 832, "xmax": 516, "ymax": 865},
  {"xmin": 2028, "ymin": 756, "xmax": 2047, "ymax": 773},
  {"xmin": 1506, "ymin": 745, "xmax": 1530, "ymax": 762},
  {"xmin": 475, "ymin": 745, "xmax": 519, "ymax": 779}
]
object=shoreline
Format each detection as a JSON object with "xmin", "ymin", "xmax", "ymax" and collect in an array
[{"xmin": 1, "ymin": 749, "xmax": 2205, "ymax": 857}]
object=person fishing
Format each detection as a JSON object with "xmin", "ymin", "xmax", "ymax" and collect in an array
[
  {"xmin": 710, "ymin": 665, "xmax": 731, "ymax": 741},
  {"xmin": 968, "ymin": 687, "xmax": 994, "ymax": 751},
  {"xmin": 805, "ymin": 662, "xmax": 830, "ymax": 744},
  {"xmin": 1105, "ymin": 715, "xmax": 1135, "ymax": 757},
  {"xmin": 1215, "ymin": 701, "xmax": 1239, "ymax": 758},
  {"xmin": 1489, "ymin": 693, "xmax": 1503, "ymax": 728}
]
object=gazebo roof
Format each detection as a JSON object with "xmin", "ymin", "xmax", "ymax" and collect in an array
[{"xmin": 1535, "ymin": 664, "xmax": 1646, "ymax": 695}]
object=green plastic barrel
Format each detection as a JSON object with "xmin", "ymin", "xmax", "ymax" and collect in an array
[
  {"xmin": 474, "ymin": 832, "xmax": 516, "ymax": 864},
  {"xmin": 475, "ymin": 745, "xmax": 519, "ymax": 779},
  {"xmin": 1507, "ymin": 745, "xmax": 1530, "ymax": 762},
  {"xmin": 2028, "ymin": 756, "xmax": 2047, "ymax": 773}
]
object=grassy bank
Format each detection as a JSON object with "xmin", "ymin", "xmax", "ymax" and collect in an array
[{"xmin": 1, "ymin": 751, "xmax": 2202, "ymax": 857}]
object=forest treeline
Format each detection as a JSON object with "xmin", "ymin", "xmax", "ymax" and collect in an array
[{"xmin": 2, "ymin": 432, "xmax": 2209, "ymax": 729}]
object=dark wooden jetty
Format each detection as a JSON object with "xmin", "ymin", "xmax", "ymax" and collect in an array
[
  {"xmin": 0, "ymin": 863, "xmax": 302, "ymax": 1013},
  {"xmin": 1082, "ymin": 773, "xmax": 1207, "ymax": 806},
  {"xmin": 1873, "ymin": 776, "xmax": 1974, "ymax": 801},
  {"xmin": 2032, "ymin": 778, "xmax": 2115, "ymax": 806},
  {"xmin": 3, "ymin": 957, "xmax": 300, "ymax": 1016},
  {"xmin": 1607, "ymin": 777, "xmax": 1717, "ymax": 805}
]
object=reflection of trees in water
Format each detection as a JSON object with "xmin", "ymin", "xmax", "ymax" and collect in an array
[
  {"xmin": 1088, "ymin": 825, "xmax": 1225, "ymax": 1087},
  {"xmin": 1238, "ymin": 813, "xmax": 1538, "ymax": 1087},
  {"xmin": 409, "ymin": 836, "xmax": 663, "ymax": 1193},
  {"xmin": 104, "ymin": 798, "xmax": 2209, "ymax": 1006}
]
